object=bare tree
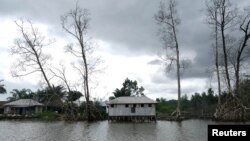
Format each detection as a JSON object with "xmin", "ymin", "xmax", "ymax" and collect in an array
[
  {"xmin": 11, "ymin": 20, "xmax": 53, "ymax": 88},
  {"xmin": 216, "ymin": 0, "xmax": 237, "ymax": 95},
  {"xmin": 206, "ymin": 0, "xmax": 250, "ymax": 120},
  {"xmin": 49, "ymin": 63, "xmax": 72, "ymax": 92},
  {"xmin": 206, "ymin": 0, "xmax": 238, "ymax": 95},
  {"xmin": 49, "ymin": 63, "xmax": 82, "ymax": 120},
  {"xmin": 61, "ymin": 5, "xmax": 100, "ymax": 121},
  {"xmin": 206, "ymin": 0, "xmax": 222, "ymax": 105},
  {"xmin": 155, "ymin": 0, "xmax": 182, "ymax": 119},
  {"xmin": 234, "ymin": 12, "xmax": 250, "ymax": 95},
  {"xmin": 11, "ymin": 19, "xmax": 54, "ymax": 110}
]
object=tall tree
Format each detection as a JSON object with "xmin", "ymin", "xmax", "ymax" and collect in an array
[
  {"xmin": 206, "ymin": 0, "xmax": 222, "ymax": 105},
  {"xmin": 216, "ymin": 0, "xmax": 237, "ymax": 94},
  {"xmin": 206, "ymin": 0, "xmax": 250, "ymax": 120},
  {"xmin": 61, "ymin": 5, "xmax": 99, "ymax": 121},
  {"xmin": 11, "ymin": 19, "xmax": 55, "ymax": 110},
  {"xmin": 155, "ymin": 0, "xmax": 182, "ymax": 118},
  {"xmin": 233, "ymin": 12, "xmax": 250, "ymax": 95},
  {"xmin": 49, "ymin": 63, "xmax": 84, "ymax": 120}
]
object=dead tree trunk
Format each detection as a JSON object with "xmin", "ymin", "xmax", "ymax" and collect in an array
[
  {"xmin": 61, "ymin": 5, "xmax": 99, "ymax": 121},
  {"xmin": 172, "ymin": 14, "xmax": 181, "ymax": 119},
  {"xmin": 12, "ymin": 20, "xmax": 55, "ymax": 111},
  {"xmin": 206, "ymin": 0, "xmax": 250, "ymax": 120},
  {"xmin": 215, "ymin": 10, "xmax": 222, "ymax": 105},
  {"xmin": 155, "ymin": 0, "xmax": 182, "ymax": 119},
  {"xmin": 235, "ymin": 18, "xmax": 250, "ymax": 95},
  {"xmin": 49, "ymin": 64, "xmax": 82, "ymax": 120}
]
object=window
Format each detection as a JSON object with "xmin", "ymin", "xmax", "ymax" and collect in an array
[
  {"xmin": 131, "ymin": 107, "xmax": 135, "ymax": 113},
  {"xmin": 125, "ymin": 104, "xmax": 129, "ymax": 108},
  {"xmin": 148, "ymin": 104, "xmax": 152, "ymax": 107},
  {"xmin": 141, "ymin": 104, "xmax": 144, "ymax": 107},
  {"xmin": 111, "ymin": 104, "xmax": 114, "ymax": 108},
  {"xmin": 133, "ymin": 104, "xmax": 136, "ymax": 107}
]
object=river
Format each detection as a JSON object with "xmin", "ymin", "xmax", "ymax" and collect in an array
[{"xmin": 0, "ymin": 119, "xmax": 247, "ymax": 141}]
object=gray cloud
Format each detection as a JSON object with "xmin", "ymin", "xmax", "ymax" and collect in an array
[
  {"xmin": 148, "ymin": 59, "xmax": 162, "ymax": 65},
  {"xmin": 1, "ymin": 0, "xmax": 249, "ymax": 100},
  {"xmin": 0, "ymin": 0, "xmax": 211, "ymax": 57}
]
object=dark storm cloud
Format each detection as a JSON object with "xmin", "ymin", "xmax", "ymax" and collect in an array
[
  {"xmin": 0, "ymin": 0, "xmax": 162, "ymax": 56},
  {"xmin": 1, "ymin": 0, "xmax": 249, "ymax": 92},
  {"xmin": 0, "ymin": 0, "xmax": 211, "ymax": 56}
]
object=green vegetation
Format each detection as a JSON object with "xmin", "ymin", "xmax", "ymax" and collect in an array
[
  {"xmin": 238, "ymin": 79, "xmax": 250, "ymax": 108},
  {"xmin": 6, "ymin": 86, "xmax": 107, "ymax": 121},
  {"xmin": 113, "ymin": 78, "xmax": 144, "ymax": 97},
  {"xmin": 0, "ymin": 80, "xmax": 6, "ymax": 94},
  {"xmin": 78, "ymin": 101, "xmax": 108, "ymax": 121},
  {"xmin": 156, "ymin": 99, "xmax": 176, "ymax": 118},
  {"xmin": 156, "ymin": 79, "xmax": 250, "ymax": 120},
  {"xmin": 156, "ymin": 88, "xmax": 218, "ymax": 119},
  {"xmin": 36, "ymin": 111, "xmax": 61, "ymax": 121}
]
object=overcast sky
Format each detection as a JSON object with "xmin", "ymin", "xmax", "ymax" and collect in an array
[{"xmin": 0, "ymin": 0, "xmax": 249, "ymax": 101}]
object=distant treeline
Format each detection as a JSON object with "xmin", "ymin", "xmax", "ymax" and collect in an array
[
  {"xmin": 156, "ymin": 88, "xmax": 217, "ymax": 118},
  {"xmin": 156, "ymin": 79, "xmax": 250, "ymax": 119}
]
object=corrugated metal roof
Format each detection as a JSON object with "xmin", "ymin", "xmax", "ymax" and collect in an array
[
  {"xmin": 4, "ymin": 99, "xmax": 43, "ymax": 107},
  {"xmin": 107, "ymin": 96, "xmax": 157, "ymax": 104}
]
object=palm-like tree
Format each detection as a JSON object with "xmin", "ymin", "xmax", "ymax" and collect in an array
[
  {"xmin": 0, "ymin": 80, "xmax": 7, "ymax": 94},
  {"xmin": 7, "ymin": 89, "xmax": 34, "ymax": 101},
  {"xmin": 67, "ymin": 91, "xmax": 82, "ymax": 102},
  {"xmin": 36, "ymin": 85, "xmax": 66, "ymax": 103}
]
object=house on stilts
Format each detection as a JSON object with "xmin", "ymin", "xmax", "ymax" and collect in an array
[{"xmin": 107, "ymin": 96, "xmax": 157, "ymax": 122}]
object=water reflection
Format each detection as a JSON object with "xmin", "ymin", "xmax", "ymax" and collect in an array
[
  {"xmin": 0, "ymin": 120, "xmax": 248, "ymax": 141},
  {"xmin": 107, "ymin": 122, "xmax": 157, "ymax": 141}
]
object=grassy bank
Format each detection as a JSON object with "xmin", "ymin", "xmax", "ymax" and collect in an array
[{"xmin": 36, "ymin": 111, "xmax": 61, "ymax": 121}]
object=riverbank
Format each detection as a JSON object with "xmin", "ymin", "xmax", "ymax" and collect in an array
[
  {"xmin": 157, "ymin": 115, "xmax": 250, "ymax": 122},
  {"xmin": 0, "ymin": 111, "xmax": 107, "ymax": 121},
  {"xmin": 1, "ymin": 111, "xmax": 249, "ymax": 122},
  {"xmin": 1, "ymin": 115, "xmax": 249, "ymax": 122},
  {"xmin": 0, "ymin": 111, "xmax": 62, "ymax": 121}
]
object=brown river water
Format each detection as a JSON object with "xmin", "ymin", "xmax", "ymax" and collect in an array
[{"xmin": 0, "ymin": 119, "xmax": 247, "ymax": 141}]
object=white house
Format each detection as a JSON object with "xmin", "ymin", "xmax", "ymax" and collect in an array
[{"xmin": 107, "ymin": 96, "xmax": 157, "ymax": 122}]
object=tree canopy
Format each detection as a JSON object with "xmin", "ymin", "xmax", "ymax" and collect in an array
[
  {"xmin": 6, "ymin": 85, "xmax": 82, "ymax": 103},
  {"xmin": 113, "ymin": 78, "xmax": 144, "ymax": 97},
  {"xmin": 7, "ymin": 88, "xmax": 34, "ymax": 101},
  {"xmin": 0, "ymin": 80, "xmax": 7, "ymax": 94},
  {"xmin": 67, "ymin": 91, "xmax": 82, "ymax": 102}
]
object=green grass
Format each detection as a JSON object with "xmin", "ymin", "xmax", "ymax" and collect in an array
[{"xmin": 36, "ymin": 111, "xmax": 60, "ymax": 121}]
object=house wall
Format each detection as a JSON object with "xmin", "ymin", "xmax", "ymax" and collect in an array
[
  {"xmin": 4, "ymin": 107, "xmax": 11, "ymax": 114},
  {"xmin": 4, "ymin": 106, "xmax": 43, "ymax": 115},
  {"xmin": 35, "ymin": 106, "xmax": 43, "ymax": 113},
  {"xmin": 108, "ymin": 104, "xmax": 155, "ymax": 116}
]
